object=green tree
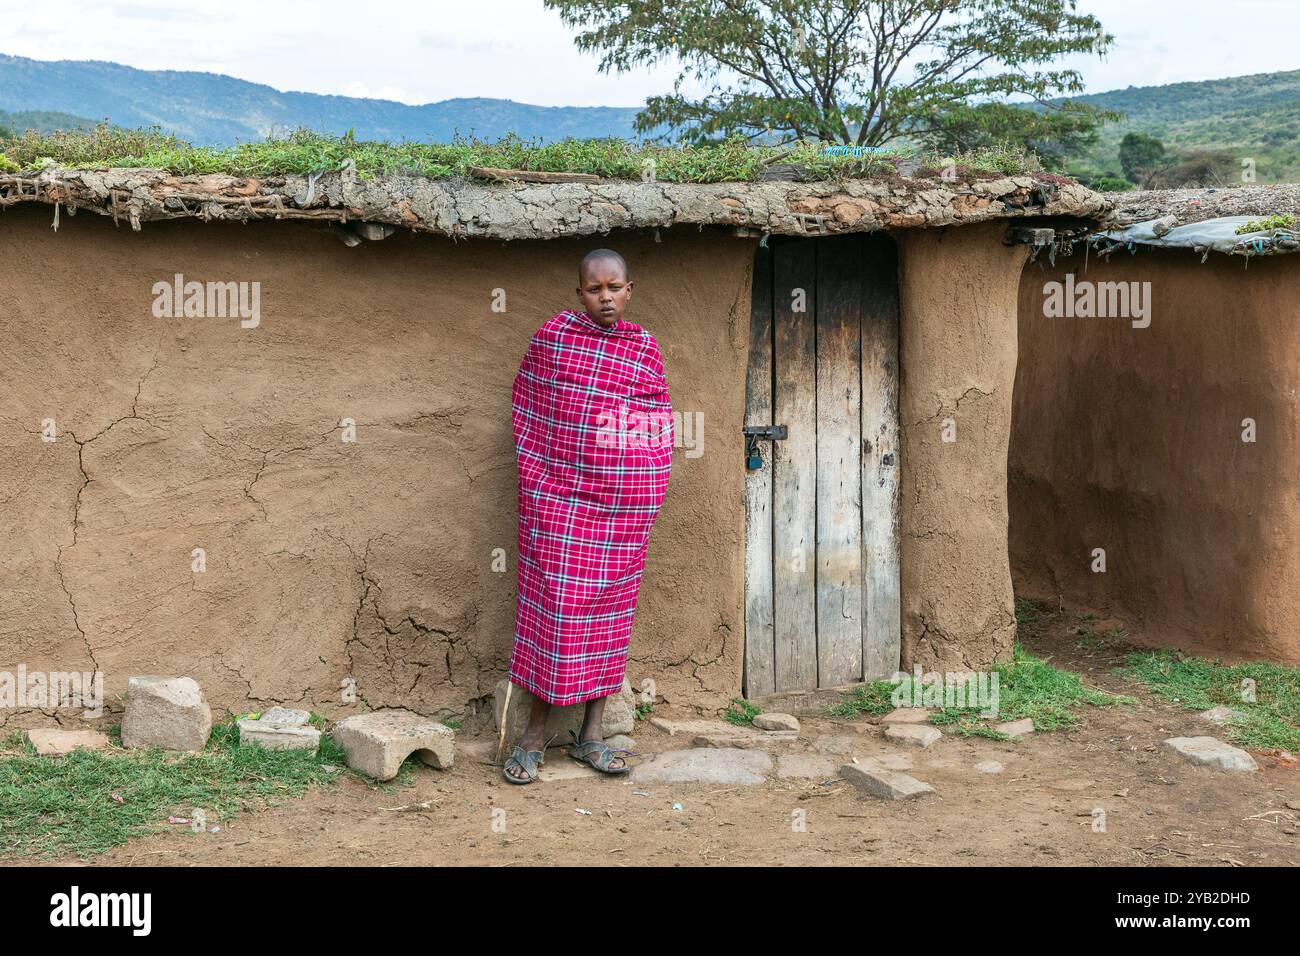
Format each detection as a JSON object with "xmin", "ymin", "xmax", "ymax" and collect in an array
[
  {"xmin": 545, "ymin": 0, "xmax": 1113, "ymax": 147},
  {"xmin": 1118, "ymin": 131, "xmax": 1166, "ymax": 186},
  {"xmin": 923, "ymin": 99, "xmax": 1117, "ymax": 170}
]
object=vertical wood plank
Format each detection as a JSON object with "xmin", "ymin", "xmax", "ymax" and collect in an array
[
  {"xmin": 772, "ymin": 239, "xmax": 818, "ymax": 692},
  {"xmin": 743, "ymin": 243, "xmax": 775, "ymax": 698},
  {"xmin": 860, "ymin": 234, "xmax": 902, "ymax": 680},
  {"xmin": 815, "ymin": 235, "xmax": 864, "ymax": 686}
]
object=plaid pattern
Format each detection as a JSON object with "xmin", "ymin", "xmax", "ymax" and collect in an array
[{"xmin": 508, "ymin": 310, "xmax": 673, "ymax": 706}]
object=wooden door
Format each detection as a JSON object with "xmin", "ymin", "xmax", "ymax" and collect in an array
[{"xmin": 744, "ymin": 233, "xmax": 900, "ymax": 695}]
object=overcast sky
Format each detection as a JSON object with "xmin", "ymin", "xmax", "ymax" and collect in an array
[{"xmin": 0, "ymin": 1, "xmax": 1294, "ymax": 107}]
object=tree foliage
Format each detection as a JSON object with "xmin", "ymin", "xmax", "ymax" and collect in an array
[{"xmin": 545, "ymin": 0, "xmax": 1114, "ymax": 148}]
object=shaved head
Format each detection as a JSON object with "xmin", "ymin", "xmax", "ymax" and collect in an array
[{"xmin": 580, "ymin": 248, "xmax": 628, "ymax": 284}]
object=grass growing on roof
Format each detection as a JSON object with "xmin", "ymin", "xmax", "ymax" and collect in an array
[
  {"xmin": 0, "ymin": 716, "xmax": 359, "ymax": 860},
  {"xmin": 1122, "ymin": 650, "xmax": 1300, "ymax": 751},
  {"xmin": 0, "ymin": 123, "xmax": 1043, "ymax": 183},
  {"xmin": 1236, "ymin": 213, "xmax": 1296, "ymax": 235}
]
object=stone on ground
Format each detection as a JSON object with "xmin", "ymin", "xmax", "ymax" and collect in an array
[
  {"xmin": 975, "ymin": 760, "xmax": 1004, "ymax": 774},
  {"xmin": 332, "ymin": 709, "xmax": 455, "ymax": 780},
  {"xmin": 880, "ymin": 707, "xmax": 933, "ymax": 725},
  {"xmin": 693, "ymin": 729, "xmax": 797, "ymax": 748},
  {"xmin": 1198, "ymin": 706, "xmax": 1247, "ymax": 726},
  {"xmin": 752, "ymin": 712, "xmax": 800, "ymax": 733},
  {"xmin": 885, "ymin": 724, "xmax": 942, "ymax": 748},
  {"xmin": 631, "ymin": 748, "xmax": 772, "ymax": 785},
  {"xmin": 775, "ymin": 753, "xmax": 839, "ymax": 779},
  {"xmin": 811, "ymin": 735, "xmax": 863, "ymax": 756},
  {"xmin": 26, "ymin": 729, "xmax": 112, "ymax": 756},
  {"xmin": 994, "ymin": 718, "xmax": 1034, "ymax": 738},
  {"xmin": 862, "ymin": 752, "xmax": 914, "ymax": 770},
  {"xmin": 1162, "ymin": 736, "xmax": 1258, "ymax": 772},
  {"xmin": 237, "ymin": 718, "xmax": 321, "ymax": 753},
  {"xmin": 494, "ymin": 678, "xmax": 634, "ymax": 746},
  {"xmin": 120, "ymin": 676, "xmax": 212, "ymax": 753},
  {"xmin": 605, "ymin": 734, "xmax": 636, "ymax": 752},
  {"xmin": 259, "ymin": 706, "xmax": 311, "ymax": 727},
  {"xmin": 840, "ymin": 761, "xmax": 935, "ymax": 800}
]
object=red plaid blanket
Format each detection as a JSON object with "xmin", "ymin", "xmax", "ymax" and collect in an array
[{"xmin": 508, "ymin": 310, "xmax": 673, "ymax": 706}]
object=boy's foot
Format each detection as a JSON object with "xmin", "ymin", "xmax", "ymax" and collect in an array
[
  {"xmin": 568, "ymin": 729, "xmax": 629, "ymax": 773},
  {"xmin": 504, "ymin": 734, "xmax": 546, "ymax": 781}
]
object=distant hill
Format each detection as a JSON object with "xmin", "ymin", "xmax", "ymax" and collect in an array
[
  {"xmin": 1053, "ymin": 69, "xmax": 1300, "ymax": 185},
  {"xmin": 0, "ymin": 107, "xmax": 97, "ymax": 135},
  {"xmin": 1, "ymin": 53, "xmax": 1296, "ymax": 186},
  {"xmin": 0, "ymin": 54, "xmax": 661, "ymax": 146}
]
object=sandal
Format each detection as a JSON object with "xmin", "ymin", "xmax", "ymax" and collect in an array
[
  {"xmin": 502, "ymin": 745, "xmax": 545, "ymax": 784},
  {"xmin": 566, "ymin": 729, "xmax": 633, "ymax": 775}
]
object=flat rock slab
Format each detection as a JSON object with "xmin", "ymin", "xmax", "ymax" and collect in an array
[
  {"xmin": 776, "ymin": 753, "xmax": 840, "ymax": 779},
  {"xmin": 259, "ymin": 707, "xmax": 311, "ymax": 727},
  {"xmin": 536, "ymin": 758, "xmax": 603, "ymax": 782},
  {"xmin": 840, "ymin": 761, "xmax": 935, "ymax": 800},
  {"xmin": 651, "ymin": 717, "xmax": 793, "ymax": 748},
  {"xmin": 975, "ymin": 760, "xmax": 1004, "ymax": 774},
  {"xmin": 1163, "ymin": 736, "xmax": 1258, "ymax": 772},
  {"xmin": 752, "ymin": 713, "xmax": 800, "ymax": 733},
  {"xmin": 857, "ymin": 752, "xmax": 914, "ymax": 770},
  {"xmin": 631, "ymin": 748, "xmax": 772, "ymax": 786},
  {"xmin": 811, "ymin": 735, "xmax": 865, "ymax": 756},
  {"xmin": 1199, "ymin": 706, "xmax": 1247, "ymax": 726},
  {"xmin": 26, "ymin": 729, "xmax": 112, "ymax": 756},
  {"xmin": 994, "ymin": 718, "xmax": 1034, "ymax": 738},
  {"xmin": 494, "ymin": 678, "xmax": 634, "ymax": 746},
  {"xmin": 880, "ymin": 708, "xmax": 933, "ymax": 725},
  {"xmin": 121, "ymin": 676, "xmax": 212, "ymax": 753},
  {"xmin": 333, "ymin": 709, "xmax": 455, "ymax": 780},
  {"xmin": 693, "ymin": 730, "xmax": 798, "ymax": 749},
  {"xmin": 885, "ymin": 724, "xmax": 942, "ymax": 748},
  {"xmin": 237, "ymin": 718, "xmax": 321, "ymax": 753}
]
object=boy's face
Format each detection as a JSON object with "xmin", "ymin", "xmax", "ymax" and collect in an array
[{"xmin": 578, "ymin": 259, "xmax": 632, "ymax": 327}]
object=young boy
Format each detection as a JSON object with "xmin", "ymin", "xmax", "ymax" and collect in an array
[{"xmin": 503, "ymin": 248, "xmax": 673, "ymax": 783}]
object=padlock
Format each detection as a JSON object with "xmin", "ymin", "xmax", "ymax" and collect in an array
[{"xmin": 745, "ymin": 436, "xmax": 763, "ymax": 471}]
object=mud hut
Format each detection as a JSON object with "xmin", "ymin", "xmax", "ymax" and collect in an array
[
  {"xmin": 0, "ymin": 164, "xmax": 1108, "ymax": 723},
  {"xmin": 1011, "ymin": 184, "xmax": 1300, "ymax": 666}
]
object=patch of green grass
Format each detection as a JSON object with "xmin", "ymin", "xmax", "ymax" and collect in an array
[
  {"xmin": 441, "ymin": 718, "xmax": 462, "ymax": 730},
  {"xmin": 0, "ymin": 718, "xmax": 352, "ymax": 860},
  {"xmin": 837, "ymin": 645, "xmax": 1132, "ymax": 737},
  {"xmin": 1122, "ymin": 650, "xmax": 1300, "ymax": 750},
  {"xmin": 634, "ymin": 700, "xmax": 653, "ymax": 721},
  {"xmin": 0, "ymin": 124, "xmax": 1043, "ymax": 183},
  {"xmin": 1236, "ymin": 213, "xmax": 1296, "ymax": 235},
  {"xmin": 725, "ymin": 697, "xmax": 761, "ymax": 726},
  {"xmin": 826, "ymin": 681, "xmax": 898, "ymax": 718}
]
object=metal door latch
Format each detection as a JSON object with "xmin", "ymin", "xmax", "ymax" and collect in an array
[{"xmin": 742, "ymin": 424, "xmax": 788, "ymax": 470}]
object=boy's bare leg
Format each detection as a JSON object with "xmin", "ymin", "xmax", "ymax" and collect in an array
[
  {"xmin": 505, "ymin": 694, "xmax": 550, "ymax": 780},
  {"xmin": 578, "ymin": 696, "xmax": 625, "ymax": 770}
]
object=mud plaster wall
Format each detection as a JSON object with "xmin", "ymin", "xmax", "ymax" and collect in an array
[
  {"xmin": 0, "ymin": 204, "xmax": 754, "ymax": 726},
  {"xmin": 896, "ymin": 223, "xmax": 1028, "ymax": 671},
  {"xmin": 1011, "ymin": 249, "xmax": 1300, "ymax": 665}
]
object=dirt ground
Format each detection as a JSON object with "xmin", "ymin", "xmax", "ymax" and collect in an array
[{"xmin": 50, "ymin": 619, "xmax": 1300, "ymax": 868}]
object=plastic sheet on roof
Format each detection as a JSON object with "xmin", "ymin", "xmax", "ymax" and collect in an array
[{"xmin": 1090, "ymin": 215, "xmax": 1299, "ymax": 261}]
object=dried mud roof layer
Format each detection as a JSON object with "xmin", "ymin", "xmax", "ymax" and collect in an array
[
  {"xmin": 0, "ymin": 165, "xmax": 1110, "ymax": 241},
  {"xmin": 1103, "ymin": 183, "xmax": 1300, "ymax": 228}
]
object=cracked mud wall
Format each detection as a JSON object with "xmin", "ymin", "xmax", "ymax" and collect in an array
[
  {"xmin": 0, "ymin": 204, "xmax": 752, "ymax": 725},
  {"xmin": 895, "ymin": 223, "xmax": 1027, "ymax": 671},
  {"xmin": 1011, "ymin": 249, "xmax": 1300, "ymax": 665}
]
